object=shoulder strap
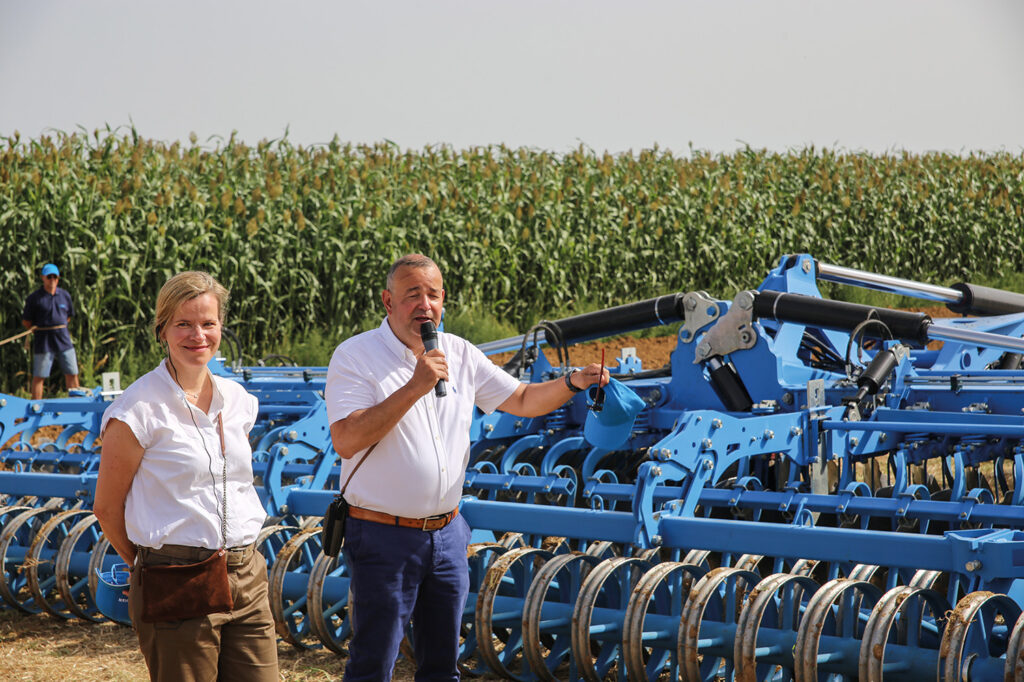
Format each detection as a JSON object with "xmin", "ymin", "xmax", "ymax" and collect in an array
[
  {"xmin": 216, "ymin": 413, "xmax": 228, "ymax": 550},
  {"xmin": 340, "ymin": 442, "xmax": 378, "ymax": 496}
]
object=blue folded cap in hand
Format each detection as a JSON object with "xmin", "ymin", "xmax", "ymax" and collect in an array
[{"xmin": 583, "ymin": 377, "xmax": 645, "ymax": 450}]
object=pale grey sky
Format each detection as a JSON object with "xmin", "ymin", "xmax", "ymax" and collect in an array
[{"xmin": 2, "ymin": 0, "xmax": 1023, "ymax": 154}]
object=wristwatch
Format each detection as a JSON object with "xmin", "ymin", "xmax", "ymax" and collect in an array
[{"xmin": 564, "ymin": 369, "xmax": 584, "ymax": 393}]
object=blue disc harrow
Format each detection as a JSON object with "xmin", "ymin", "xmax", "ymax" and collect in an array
[{"xmin": 5, "ymin": 254, "xmax": 1024, "ymax": 681}]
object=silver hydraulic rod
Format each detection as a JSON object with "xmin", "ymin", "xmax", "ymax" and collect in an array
[
  {"xmin": 816, "ymin": 262, "xmax": 962, "ymax": 304},
  {"xmin": 477, "ymin": 334, "xmax": 534, "ymax": 356},
  {"xmin": 926, "ymin": 323, "xmax": 1024, "ymax": 354},
  {"xmin": 227, "ymin": 367, "xmax": 328, "ymax": 378}
]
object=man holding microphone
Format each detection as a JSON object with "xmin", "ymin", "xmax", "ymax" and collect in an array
[{"xmin": 326, "ymin": 254, "xmax": 607, "ymax": 682}]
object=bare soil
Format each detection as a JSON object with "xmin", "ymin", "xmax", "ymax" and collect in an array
[{"xmin": 492, "ymin": 334, "xmax": 677, "ymax": 372}]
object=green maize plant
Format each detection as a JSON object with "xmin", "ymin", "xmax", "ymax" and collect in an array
[{"xmin": 0, "ymin": 127, "xmax": 1022, "ymax": 394}]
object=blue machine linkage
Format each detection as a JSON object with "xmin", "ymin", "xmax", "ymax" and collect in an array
[{"xmin": 6, "ymin": 254, "xmax": 1024, "ymax": 680}]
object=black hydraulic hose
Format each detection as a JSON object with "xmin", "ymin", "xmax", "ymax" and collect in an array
[
  {"xmin": 753, "ymin": 291, "xmax": 932, "ymax": 345},
  {"xmin": 947, "ymin": 282, "xmax": 1024, "ymax": 316},
  {"xmin": 542, "ymin": 293, "xmax": 687, "ymax": 347}
]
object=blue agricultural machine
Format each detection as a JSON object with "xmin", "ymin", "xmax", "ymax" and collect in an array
[{"xmin": 4, "ymin": 253, "xmax": 1024, "ymax": 681}]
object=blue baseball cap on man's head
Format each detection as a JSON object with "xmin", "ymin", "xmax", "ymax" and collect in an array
[
  {"xmin": 41, "ymin": 264, "xmax": 60, "ymax": 277},
  {"xmin": 583, "ymin": 378, "xmax": 646, "ymax": 450}
]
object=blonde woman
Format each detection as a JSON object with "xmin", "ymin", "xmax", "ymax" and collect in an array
[{"xmin": 94, "ymin": 271, "xmax": 278, "ymax": 681}]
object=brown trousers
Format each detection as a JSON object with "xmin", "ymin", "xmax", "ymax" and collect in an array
[{"xmin": 129, "ymin": 543, "xmax": 279, "ymax": 682}]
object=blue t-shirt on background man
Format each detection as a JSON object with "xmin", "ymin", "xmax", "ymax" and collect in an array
[{"xmin": 22, "ymin": 287, "xmax": 75, "ymax": 354}]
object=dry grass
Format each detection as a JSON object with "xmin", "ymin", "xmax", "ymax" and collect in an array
[
  {"xmin": 2, "ymin": 424, "xmax": 91, "ymax": 451},
  {"xmin": 0, "ymin": 611, "xmax": 420, "ymax": 681},
  {"xmin": 1, "ymin": 610, "xmax": 146, "ymax": 681}
]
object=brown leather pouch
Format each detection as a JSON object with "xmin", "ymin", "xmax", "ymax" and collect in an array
[{"xmin": 140, "ymin": 549, "xmax": 233, "ymax": 623}]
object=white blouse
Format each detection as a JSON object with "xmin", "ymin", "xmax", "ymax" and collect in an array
[{"xmin": 101, "ymin": 359, "xmax": 266, "ymax": 549}]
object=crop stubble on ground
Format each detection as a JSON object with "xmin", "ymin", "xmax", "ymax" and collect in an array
[{"xmin": 0, "ymin": 609, "xmax": 425, "ymax": 681}]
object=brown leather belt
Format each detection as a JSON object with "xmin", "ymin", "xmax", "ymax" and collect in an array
[
  {"xmin": 139, "ymin": 542, "xmax": 257, "ymax": 568},
  {"xmin": 348, "ymin": 505, "xmax": 458, "ymax": 531}
]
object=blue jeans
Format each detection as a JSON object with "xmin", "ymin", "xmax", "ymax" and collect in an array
[
  {"xmin": 342, "ymin": 514, "xmax": 471, "ymax": 682},
  {"xmin": 33, "ymin": 347, "xmax": 78, "ymax": 377}
]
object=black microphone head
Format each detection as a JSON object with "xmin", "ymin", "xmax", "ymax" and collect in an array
[{"xmin": 419, "ymin": 319, "xmax": 445, "ymax": 396}]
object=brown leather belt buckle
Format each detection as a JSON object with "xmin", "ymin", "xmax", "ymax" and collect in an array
[{"xmin": 422, "ymin": 510, "xmax": 455, "ymax": 531}]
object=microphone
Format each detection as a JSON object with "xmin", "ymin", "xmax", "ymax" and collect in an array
[{"xmin": 420, "ymin": 321, "xmax": 447, "ymax": 397}]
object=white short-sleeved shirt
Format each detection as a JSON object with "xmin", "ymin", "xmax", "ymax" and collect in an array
[
  {"xmin": 101, "ymin": 359, "xmax": 266, "ymax": 549},
  {"xmin": 325, "ymin": 319, "xmax": 521, "ymax": 518}
]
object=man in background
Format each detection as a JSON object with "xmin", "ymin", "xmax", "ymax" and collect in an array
[{"xmin": 22, "ymin": 263, "xmax": 79, "ymax": 399}]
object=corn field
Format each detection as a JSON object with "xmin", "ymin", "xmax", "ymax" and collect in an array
[{"xmin": 1, "ymin": 127, "xmax": 1023, "ymax": 393}]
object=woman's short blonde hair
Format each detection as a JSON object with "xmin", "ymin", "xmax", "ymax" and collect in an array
[{"xmin": 153, "ymin": 271, "xmax": 229, "ymax": 340}]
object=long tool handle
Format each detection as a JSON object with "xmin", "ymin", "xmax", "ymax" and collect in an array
[{"xmin": 0, "ymin": 326, "xmax": 36, "ymax": 346}]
